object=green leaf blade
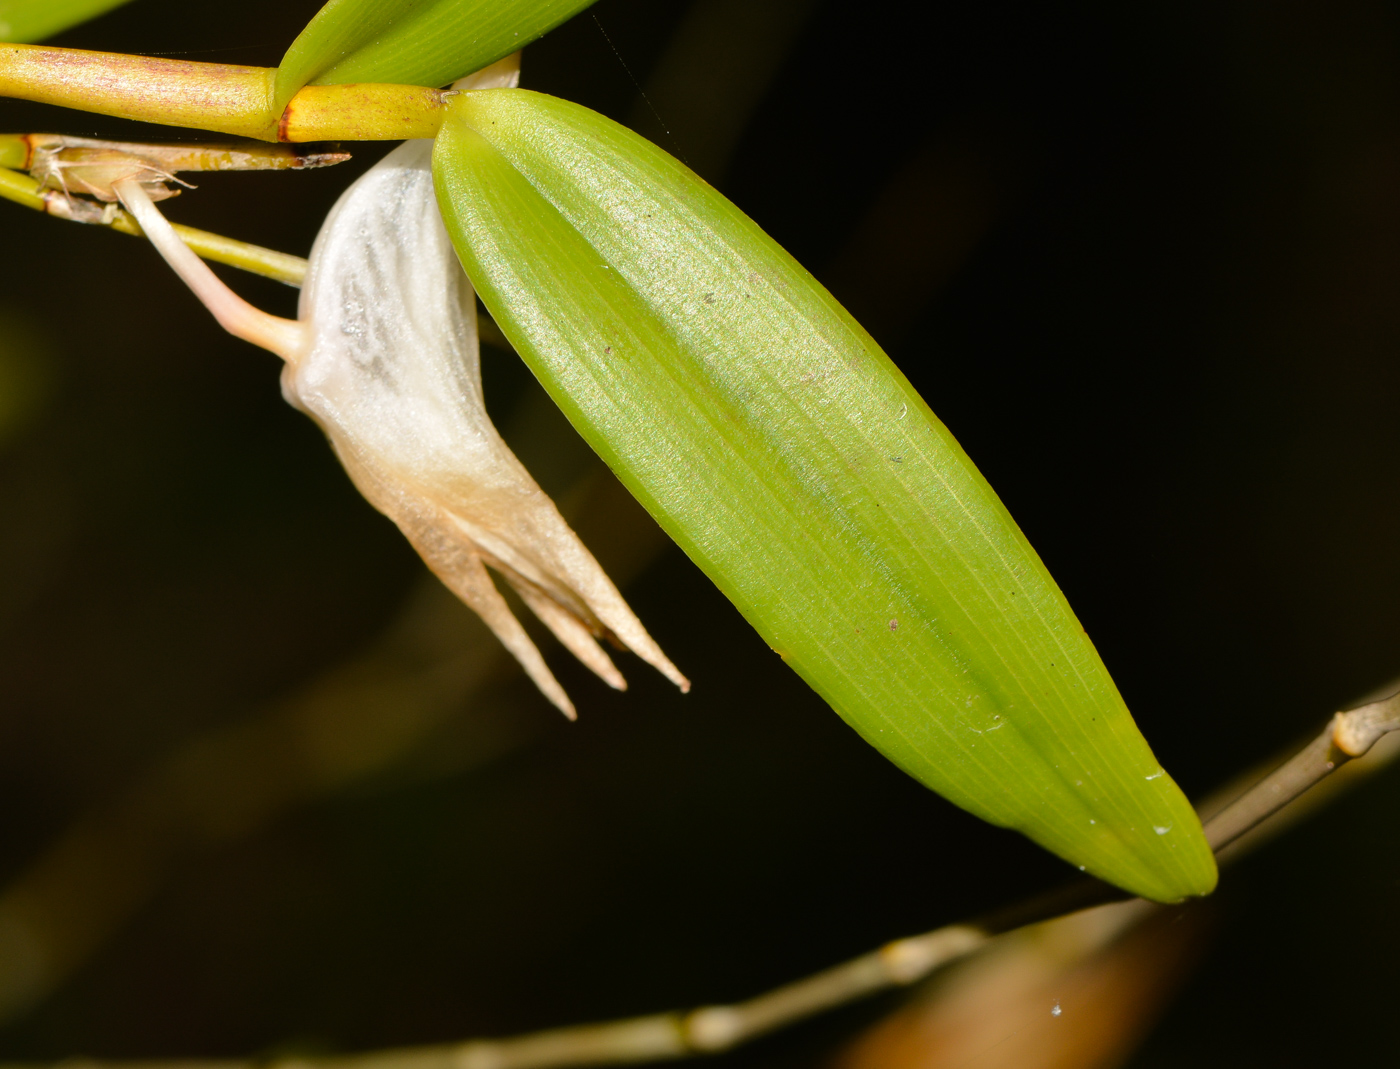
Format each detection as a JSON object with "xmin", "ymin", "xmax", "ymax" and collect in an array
[
  {"xmin": 276, "ymin": 0, "xmax": 597, "ymax": 108},
  {"xmin": 433, "ymin": 89, "xmax": 1218, "ymax": 903},
  {"xmin": 0, "ymin": 0, "xmax": 132, "ymax": 42}
]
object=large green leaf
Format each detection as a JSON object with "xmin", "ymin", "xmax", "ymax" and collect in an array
[
  {"xmin": 0, "ymin": 0, "xmax": 132, "ymax": 42},
  {"xmin": 275, "ymin": 0, "xmax": 597, "ymax": 108},
  {"xmin": 431, "ymin": 89, "xmax": 1218, "ymax": 903}
]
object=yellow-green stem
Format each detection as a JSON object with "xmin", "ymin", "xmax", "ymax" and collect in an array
[
  {"xmin": 0, "ymin": 45, "xmax": 280, "ymax": 140},
  {"xmin": 279, "ymin": 83, "xmax": 447, "ymax": 141},
  {"xmin": 0, "ymin": 45, "xmax": 446, "ymax": 143},
  {"xmin": 0, "ymin": 165, "xmax": 43, "ymax": 210},
  {"xmin": 156, "ymin": 223, "xmax": 307, "ymax": 286}
]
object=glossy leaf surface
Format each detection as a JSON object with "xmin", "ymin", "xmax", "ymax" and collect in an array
[
  {"xmin": 276, "ymin": 0, "xmax": 596, "ymax": 108},
  {"xmin": 432, "ymin": 89, "xmax": 1218, "ymax": 903},
  {"xmin": 0, "ymin": 0, "xmax": 131, "ymax": 42}
]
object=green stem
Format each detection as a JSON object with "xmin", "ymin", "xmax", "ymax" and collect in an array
[
  {"xmin": 0, "ymin": 166, "xmax": 42, "ymax": 211},
  {"xmin": 157, "ymin": 223, "xmax": 307, "ymax": 287},
  {"xmin": 0, "ymin": 166, "xmax": 307, "ymax": 286}
]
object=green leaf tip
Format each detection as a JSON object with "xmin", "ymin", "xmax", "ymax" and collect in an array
[
  {"xmin": 431, "ymin": 88, "xmax": 1218, "ymax": 904},
  {"xmin": 276, "ymin": 0, "xmax": 599, "ymax": 109}
]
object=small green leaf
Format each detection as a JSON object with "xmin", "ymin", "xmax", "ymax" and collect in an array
[
  {"xmin": 432, "ymin": 89, "xmax": 1218, "ymax": 903},
  {"xmin": 275, "ymin": 0, "xmax": 597, "ymax": 108},
  {"xmin": 0, "ymin": 0, "xmax": 132, "ymax": 42}
]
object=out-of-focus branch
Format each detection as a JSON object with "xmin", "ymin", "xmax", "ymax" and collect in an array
[
  {"xmin": 832, "ymin": 898, "xmax": 1207, "ymax": 1069},
  {"xmin": 0, "ymin": 926, "xmax": 996, "ymax": 1069},
  {"xmin": 0, "ymin": 405, "xmax": 645, "ymax": 1025},
  {"xmin": 7, "ymin": 682, "xmax": 1394, "ymax": 1069}
]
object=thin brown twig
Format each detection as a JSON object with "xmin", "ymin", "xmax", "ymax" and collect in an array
[
  {"xmin": 4, "ymin": 686, "xmax": 1396, "ymax": 1069},
  {"xmin": 1200, "ymin": 688, "xmax": 1400, "ymax": 852}
]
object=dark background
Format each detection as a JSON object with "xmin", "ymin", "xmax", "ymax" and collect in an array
[{"xmin": 0, "ymin": 0, "xmax": 1397, "ymax": 1065}]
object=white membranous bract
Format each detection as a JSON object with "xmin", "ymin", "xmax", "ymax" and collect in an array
[{"xmin": 112, "ymin": 59, "xmax": 688, "ymax": 718}]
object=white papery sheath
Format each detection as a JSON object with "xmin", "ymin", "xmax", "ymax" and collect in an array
[{"xmin": 282, "ymin": 137, "xmax": 687, "ymax": 717}]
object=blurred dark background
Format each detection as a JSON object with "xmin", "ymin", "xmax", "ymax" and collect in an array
[{"xmin": 0, "ymin": 0, "xmax": 1397, "ymax": 1066}]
